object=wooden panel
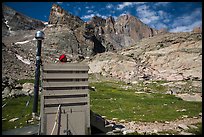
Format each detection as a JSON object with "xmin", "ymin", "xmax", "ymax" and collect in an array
[
  {"xmin": 41, "ymin": 63, "xmax": 90, "ymax": 135},
  {"xmin": 44, "ymin": 97, "xmax": 88, "ymax": 105},
  {"xmin": 43, "ymin": 89, "xmax": 88, "ymax": 96},
  {"xmin": 43, "ymin": 63, "xmax": 89, "ymax": 71},
  {"xmin": 44, "ymin": 105, "xmax": 87, "ymax": 114},
  {"xmin": 43, "ymin": 81, "xmax": 88, "ymax": 88},
  {"xmin": 43, "ymin": 73, "xmax": 88, "ymax": 79},
  {"xmin": 45, "ymin": 112, "xmax": 86, "ymax": 135},
  {"xmin": 66, "ymin": 112, "xmax": 86, "ymax": 135},
  {"xmin": 45, "ymin": 114, "xmax": 56, "ymax": 135},
  {"xmin": 44, "ymin": 102, "xmax": 87, "ymax": 108}
]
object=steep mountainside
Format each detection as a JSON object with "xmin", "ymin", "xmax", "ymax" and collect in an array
[
  {"xmin": 1, "ymin": 4, "xmax": 202, "ymax": 83},
  {"xmin": 44, "ymin": 4, "xmax": 160, "ymax": 57},
  {"xmin": 48, "ymin": 4, "xmax": 84, "ymax": 30},
  {"xmin": 86, "ymin": 32, "xmax": 202, "ymax": 83},
  {"xmin": 2, "ymin": 4, "xmax": 45, "ymax": 37}
]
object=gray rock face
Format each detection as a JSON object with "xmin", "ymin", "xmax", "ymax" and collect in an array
[
  {"xmin": 2, "ymin": 4, "xmax": 45, "ymax": 37},
  {"xmin": 87, "ymin": 14, "xmax": 159, "ymax": 51},
  {"xmin": 2, "ymin": 42, "xmax": 35, "ymax": 80},
  {"xmin": 48, "ymin": 3, "xmax": 84, "ymax": 30},
  {"xmin": 87, "ymin": 32, "xmax": 202, "ymax": 82},
  {"xmin": 2, "ymin": 4, "xmax": 202, "ymax": 86},
  {"xmin": 46, "ymin": 4, "xmax": 160, "ymax": 57}
]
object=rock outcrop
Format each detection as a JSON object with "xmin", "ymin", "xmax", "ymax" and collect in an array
[
  {"xmin": 46, "ymin": 4, "xmax": 159, "ymax": 57},
  {"xmin": 192, "ymin": 26, "xmax": 202, "ymax": 33},
  {"xmin": 2, "ymin": 4, "xmax": 45, "ymax": 37},
  {"xmin": 48, "ymin": 3, "xmax": 84, "ymax": 30},
  {"xmin": 86, "ymin": 32, "xmax": 202, "ymax": 82},
  {"xmin": 2, "ymin": 4, "xmax": 202, "ymax": 85},
  {"xmin": 86, "ymin": 14, "xmax": 159, "ymax": 51}
]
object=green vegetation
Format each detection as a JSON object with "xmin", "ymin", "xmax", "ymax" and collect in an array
[
  {"xmin": 90, "ymin": 81, "xmax": 202, "ymax": 122},
  {"xmin": 186, "ymin": 122, "xmax": 202, "ymax": 135},
  {"xmin": 132, "ymin": 80, "xmax": 168, "ymax": 93},
  {"xmin": 2, "ymin": 96, "xmax": 40, "ymax": 131},
  {"xmin": 17, "ymin": 79, "xmax": 35, "ymax": 84},
  {"xmin": 2, "ymin": 80, "xmax": 201, "ymax": 133}
]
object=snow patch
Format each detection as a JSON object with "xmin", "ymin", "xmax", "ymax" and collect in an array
[
  {"xmin": 15, "ymin": 54, "xmax": 31, "ymax": 65},
  {"xmin": 15, "ymin": 40, "xmax": 30, "ymax": 45},
  {"xmin": 47, "ymin": 24, "xmax": 54, "ymax": 27},
  {"xmin": 44, "ymin": 22, "xmax": 48, "ymax": 25},
  {"xmin": 5, "ymin": 20, "xmax": 11, "ymax": 31}
]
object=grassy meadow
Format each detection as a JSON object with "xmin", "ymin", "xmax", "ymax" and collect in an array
[{"xmin": 2, "ymin": 78, "xmax": 202, "ymax": 133}]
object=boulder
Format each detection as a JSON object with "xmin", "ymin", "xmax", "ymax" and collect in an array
[
  {"xmin": 22, "ymin": 83, "xmax": 34, "ymax": 95},
  {"xmin": 2, "ymin": 87, "xmax": 11, "ymax": 98},
  {"xmin": 178, "ymin": 124, "xmax": 189, "ymax": 130}
]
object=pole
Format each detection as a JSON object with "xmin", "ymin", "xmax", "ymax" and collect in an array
[{"xmin": 32, "ymin": 31, "xmax": 44, "ymax": 118}]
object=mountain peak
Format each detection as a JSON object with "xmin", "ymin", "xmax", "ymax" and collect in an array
[
  {"xmin": 48, "ymin": 3, "xmax": 84, "ymax": 29},
  {"xmin": 2, "ymin": 4, "xmax": 45, "ymax": 37}
]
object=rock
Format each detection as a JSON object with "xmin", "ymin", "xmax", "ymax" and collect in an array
[
  {"xmin": 2, "ymin": 5, "xmax": 45, "ymax": 34},
  {"xmin": 9, "ymin": 117, "xmax": 19, "ymax": 122},
  {"xmin": 89, "ymin": 86, "xmax": 96, "ymax": 91},
  {"xmin": 131, "ymin": 81, "xmax": 138, "ymax": 84},
  {"xmin": 122, "ymin": 129, "xmax": 135, "ymax": 135},
  {"xmin": 188, "ymin": 125, "xmax": 198, "ymax": 129},
  {"xmin": 101, "ymin": 116, "xmax": 106, "ymax": 119},
  {"xmin": 2, "ymin": 87, "xmax": 11, "ymax": 98},
  {"xmin": 13, "ymin": 89, "xmax": 25, "ymax": 97},
  {"xmin": 192, "ymin": 26, "xmax": 202, "ymax": 33},
  {"xmin": 15, "ymin": 84, "xmax": 23, "ymax": 89},
  {"xmin": 178, "ymin": 124, "xmax": 189, "ymax": 130},
  {"xmin": 182, "ymin": 115, "xmax": 188, "ymax": 118},
  {"xmin": 164, "ymin": 121, "xmax": 170, "ymax": 124},
  {"xmin": 181, "ymin": 109, "xmax": 186, "ymax": 112},
  {"xmin": 199, "ymin": 112, "xmax": 202, "ymax": 117},
  {"xmin": 2, "ymin": 4, "xmax": 202, "ymax": 86},
  {"xmin": 152, "ymin": 129, "xmax": 158, "ymax": 134},
  {"xmin": 154, "ymin": 121, "xmax": 158, "ymax": 123},
  {"xmin": 2, "ymin": 118, "xmax": 7, "ymax": 121},
  {"xmin": 119, "ymin": 119, "xmax": 126, "ymax": 123},
  {"xmin": 48, "ymin": 4, "xmax": 84, "ymax": 29},
  {"xmin": 176, "ymin": 109, "xmax": 186, "ymax": 112},
  {"xmin": 27, "ymin": 119, "xmax": 33, "ymax": 123},
  {"xmin": 106, "ymin": 131, "xmax": 116, "ymax": 135},
  {"xmin": 112, "ymin": 118, "xmax": 118, "ymax": 121},
  {"xmin": 179, "ymin": 131, "xmax": 193, "ymax": 135},
  {"xmin": 22, "ymin": 83, "xmax": 34, "ymax": 95},
  {"xmin": 113, "ymin": 128, "xmax": 121, "ymax": 133}
]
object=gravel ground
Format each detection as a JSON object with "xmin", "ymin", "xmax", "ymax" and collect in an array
[{"xmin": 111, "ymin": 117, "xmax": 202, "ymax": 135}]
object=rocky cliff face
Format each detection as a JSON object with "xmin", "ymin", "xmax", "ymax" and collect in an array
[
  {"xmin": 48, "ymin": 4, "xmax": 84, "ymax": 30},
  {"xmin": 86, "ymin": 14, "xmax": 159, "ymax": 51},
  {"xmin": 87, "ymin": 32, "xmax": 202, "ymax": 83},
  {"xmin": 2, "ymin": 4, "xmax": 202, "ymax": 84},
  {"xmin": 45, "ymin": 4, "xmax": 159, "ymax": 57},
  {"xmin": 2, "ymin": 4, "xmax": 45, "ymax": 37}
]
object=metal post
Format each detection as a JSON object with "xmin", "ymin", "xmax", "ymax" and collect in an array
[{"xmin": 32, "ymin": 31, "xmax": 45, "ymax": 118}]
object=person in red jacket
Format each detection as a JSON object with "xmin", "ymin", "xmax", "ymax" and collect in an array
[{"xmin": 59, "ymin": 54, "xmax": 67, "ymax": 62}]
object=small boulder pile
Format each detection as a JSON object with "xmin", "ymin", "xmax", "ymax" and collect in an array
[{"xmin": 2, "ymin": 76, "xmax": 35, "ymax": 99}]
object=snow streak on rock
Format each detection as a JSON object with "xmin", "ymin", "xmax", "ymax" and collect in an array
[
  {"xmin": 5, "ymin": 20, "xmax": 11, "ymax": 31},
  {"xmin": 15, "ymin": 54, "xmax": 31, "ymax": 65},
  {"xmin": 15, "ymin": 40, "xmax": 30, "ymax": 45}
]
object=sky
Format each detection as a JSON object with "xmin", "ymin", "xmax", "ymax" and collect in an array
[{"xmin": 3, "ymin": 2, "xmax": 202, "ymax": 32}]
